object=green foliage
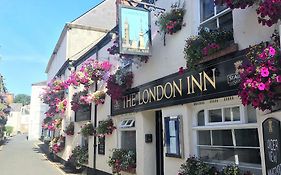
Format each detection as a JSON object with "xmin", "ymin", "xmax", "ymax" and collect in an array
[
  {"xmin": 80, "ymin": 122, "xmax": 94, "ymax": 137},
  {"xmin": 108, "ymin": 149, "xmax": 136, "ymax": 175},
  {"xmin": 184, "ymin": 29, "xmax": 233, "ymax": 70},
  {"xmin": 5, "ymin": 126, "xmax": 13, "ymax": 136},
  {"xmin": 157, "ymin": 3, "xmax": 185, "ymax": 35},
  {"xmin": 70, "ymin": 146, "xmax": 88, "ymax": 166},
  {"xmin": 14, "ymin": 94, "xmax": 31, "ymax": 105},
  {"xmin": 95, "ymin": 119, "xmax": 116, "ymax": 137},
  {"xmin": 178, "ymin": 156, "xmax": 213, "ymax": 175},
  {"xmin": 222, "ymin": 164, "xmax": 241, "ymax": 175}
]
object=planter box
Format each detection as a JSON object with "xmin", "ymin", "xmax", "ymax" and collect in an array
[{"xmin": 199, "ymin": 43, "xmax": 238, "ymax": 64}]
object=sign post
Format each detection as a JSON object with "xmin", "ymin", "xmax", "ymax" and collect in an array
[{"xmin": 263, "ymin": 118, "xmax": 281, "ymax": 175}]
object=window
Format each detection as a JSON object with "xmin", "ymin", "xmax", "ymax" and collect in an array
[
  {"xmin": 119, "ymin": 119, "xmax": 135, "ymax": 128},
  {"xmin": 202, "ymin": 106, "xmax": 242, "ymax": 125},
  {"xmin": 195, "ymin": 105, "xmax": 261, "ymax": 171},
  {"xmin": 82, "ymin": 136, "xmax": 89, "ymax": 148},
  {"xmin": 200, "ymin": 0, "xmax": 233, "ymax": 31},
  {"xmin": 164, "ymin": 116, "xmax": 182, "ymax": 158},
  {"xmin": 198, "ymin": 128, "xmax": 261, "ymax": 166},
  {"xmin": 119, "ymin": 119, "xmax": 136, "ymax": 152}
]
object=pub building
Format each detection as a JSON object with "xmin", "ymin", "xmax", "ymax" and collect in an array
[{"xmin": 43, "ymin": 0, "xmax": 281, "ymax": 175}]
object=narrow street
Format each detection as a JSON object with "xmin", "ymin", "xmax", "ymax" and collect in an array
[{"xmin": 0, "ymin": 135, "xmax": 64, "ymax": 175}]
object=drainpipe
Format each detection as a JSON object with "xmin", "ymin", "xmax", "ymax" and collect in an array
[
  {"xmin": 93, "ymin": 50, "xmax": 99, "ymax": 171},
  {"xmin": 279, "ymin": 25, "xmax": 281, "ymax": 48}
]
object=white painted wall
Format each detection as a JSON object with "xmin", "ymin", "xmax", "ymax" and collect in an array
[
  {"xmin": 6, "ymin": 111, "xmax": 21, "ymax": 135},
  {"xmin": 28, "ymin": 83, "xmax": 48, "ymax": 140},
  {"xmin": 72, "ymin": 0, "xmax": 117, "ymax": 30},
  {"xmin": 47, "ymin": 33, "xmax": 68, "ymax": 81}
]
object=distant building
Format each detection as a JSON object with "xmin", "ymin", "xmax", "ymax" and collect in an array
[
  {"xmin": 28, "ymin": 81, "xmax": 47, "ymax": 140},
  {"xmin": 6, "ymin": 103, "xmax": 23, "ymax": 135},
  {"xmin": 20, "ymin": 105, "xmax": 30, "ymax": 134}
]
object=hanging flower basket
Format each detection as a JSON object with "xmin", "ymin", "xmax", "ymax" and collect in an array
[
  {"xmin": 64, "ymin": 122, "xmax": 75, "ymax": 136},
  {"xmin": 106, "ymin": 68, "xmax": 133, "ymax": 101},
  {"xmin": 238, "ymin": 42, "xmax": 281, "ymax": 111},
  {"xmin": 184, "ymin": 29, "xmax": 234, "ymax": 69},
  {"xmin": 71, "ymin": 90, "xmax": 91, "ymax": 112},
  {"xmin": 95, "ymin": 119, "xmax": 116, "ymax": 137},
  {"xmin": 51, "ymin": 135, "xmax": 66, "ymax": 154},
  {"xmin": 69, "ymin": 146, "xmax": 88, "ymax": 167},
  {"xmin": 156, "ymin": 3, "xmax": 185, "ymax": 35},
  {"xmin": 257, "ymin": 0, "xmax": 281, "ymax": 27},
  {"xmin": 41, "ymin": 77, "xmax": 68, "ymax": 117},
  {"xmin": 80, "ymin": 121, "xmax": 95, "ymax": 137},
  {"xmin": 67, "ymin": 60, "xmax": 112, "ymax": 88},
  {"xmin": 108, "ymin": 149, "xmax": 136, "ymax": 175},
  {"xmin": 90, "ymin": 90, "xmax": 106, "ymax": 105},
  {"xmin": 54, "ymin": 118, "xmax": 63, "ymax": 129}
]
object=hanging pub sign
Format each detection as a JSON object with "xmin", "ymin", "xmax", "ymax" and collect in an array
[
  {"xmin": 111, "ymin": 51, "xmax": 245, "ymax": 116},
  {"xmin": 263, "ymin": 118, "xmax": 281, "ymax": 175},
  {"xmin": 119, "ymin": 5, "xmax": 151, "ymax": 55}
]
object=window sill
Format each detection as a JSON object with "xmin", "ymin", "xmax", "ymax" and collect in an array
[
  {"xmin": 192, "ymin": 123, "xmax": 258, "ymax": 130},
  {"xmin": 199, "ymin": 43, "xmax": 238, "ymax": 64},
  {"xmin": 165, "ymin": 153, "xmax": 182, "ymax": 158}
]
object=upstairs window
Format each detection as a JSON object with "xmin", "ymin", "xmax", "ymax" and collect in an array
[{"xmin": 200, "ymin": 0, "xmax": 233, "ymax": 31}]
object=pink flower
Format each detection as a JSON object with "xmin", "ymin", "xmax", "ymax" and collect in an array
[
  {"xmin": 276, "ymin": 75, "xmax": 281, "ymax": 83},
  {"xmin": 260, "ymin": 67, "xmax": 269, "ymax": 77},
  {"xmin": 258, "ymin": 83, "xmax": 266, "ymax": 91},
  {"xmin": 258, "ymin": 93, "xmax": 265, "ymax": 101},
  {"xmin": 178, "ymin": 67, "xmax": 184, "ymax": 75},
  {"xmin": 259, "ymin": 52, "xmax": 266, "ymax": 59},
  {"xmin": 269, "ymin": 46, "xmax": 276, "ymax": 56},
  {"xmin": 252, "ymin": 99, "xmax": 260, "ymax": 107}
]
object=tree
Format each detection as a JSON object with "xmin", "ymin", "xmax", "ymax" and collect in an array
[
  {"xmin": 5, "ymin": 126, "xmax": 13, "ymax": 136},
  {"xmin": 14, "ymin": 94, "xmax": 31, "ymax": 105}
]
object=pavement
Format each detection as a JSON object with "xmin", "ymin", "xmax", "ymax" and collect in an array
[{"xmin": 0, "ymin": 134, "xmax": 77, "ymax": 175}]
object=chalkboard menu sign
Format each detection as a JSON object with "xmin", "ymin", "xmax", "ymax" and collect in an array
[
  {"xmin": 75, "ymin": 104, "xmax": 91, "ymax": 122},
  {"xmin": 263, "ymin": 118, "xmax": 281, "ymax": 175},
  {"xmin": 98, "ymin": 136, "xmax": 105, "ymax": 155}
]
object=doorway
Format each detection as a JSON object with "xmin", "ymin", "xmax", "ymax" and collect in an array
[{"xmin": 155, "ymin": 110, "xmax": 164, "ymax": 175}]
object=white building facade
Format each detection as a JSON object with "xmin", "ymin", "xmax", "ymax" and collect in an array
[
  {"xmin": 43, "ymin": 1, "xmax": 281, "ymax": 175},
  {"xmin": 28, "ymin": 81, "xmax": 48, "ymax": 140}
]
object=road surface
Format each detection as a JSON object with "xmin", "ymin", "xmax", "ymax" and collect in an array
[{"xmin": 0, "ymin": 134, "xmax": 64, "ymax": 175}]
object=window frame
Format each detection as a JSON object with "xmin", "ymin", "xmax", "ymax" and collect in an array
[
  {"xmin": 205, "ymin": 105, "xmax": 244, "ymax": 126},
  {"xmin": 164, "ymin": 115, "xmax": 183, "ymax": 158},
  {"xmin": 118, "ymin": 118, "xmax": 136, "ymax": 152},
  {"xmin": 199, "ymin": 0, "xmax": 232, "ymax": 29},
  {"xmin": 193, "ymin": 104, "xmax": 261, "ymax": 170}
]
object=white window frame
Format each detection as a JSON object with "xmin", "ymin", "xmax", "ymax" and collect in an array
[
  {"xmin": 199, "ymin": 0, "xmax": 232, "ymax": 29},
  {"xmin": 205, "ymin": 105, "xmax": 244, "ymax": 126},
  {"xmin": 193, "ymin": 104, "xmax": 262, "ymax": 170},
  {"xmin": 118, "ymin": 119, "xmax": 136, "ymax": 150}
]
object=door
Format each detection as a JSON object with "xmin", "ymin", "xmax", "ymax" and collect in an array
[{"xmin": 155, "ymin": 110, "xmax": 164, "ymax": 175}]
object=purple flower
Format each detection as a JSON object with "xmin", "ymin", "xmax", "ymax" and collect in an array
[
  {"xmin": 260, "ymin": 67, "xmax": 269, "ymax": 77},
  {"xmin": 258, "ymin": 83, "xmax": 266, "ymax": 91}
]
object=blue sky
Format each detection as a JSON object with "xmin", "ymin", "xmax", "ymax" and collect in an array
[
  {"xmin": 121, "ymin": 7, "xmax": 149, "ymax": 46},
  {"xmin": 0, "ymin": 0, "xmax": 102, "ymax": 95}
]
